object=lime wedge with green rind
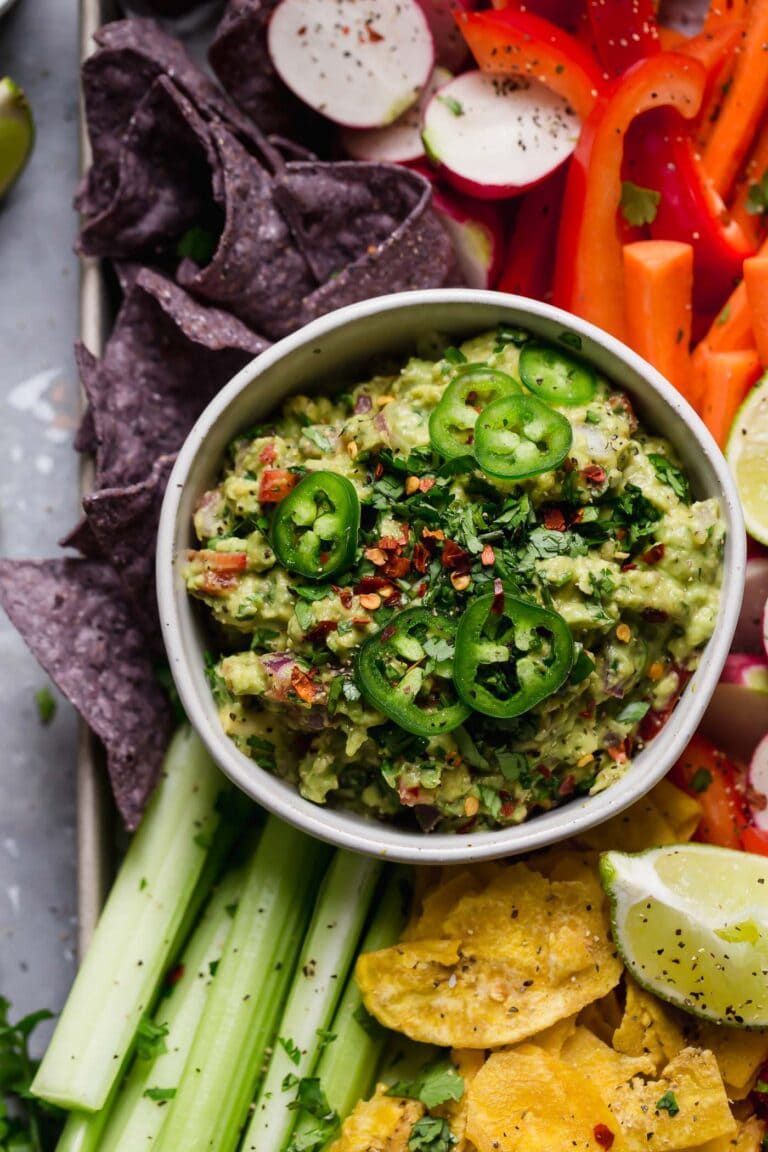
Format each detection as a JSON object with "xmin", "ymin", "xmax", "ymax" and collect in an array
[
  {"xmin": 0, "ymin": 77, "xmax": 34, "ymax": 199},
  {"xmin": 726, "ymin": 371, "xmax": 768, "ymax": 546},
  {"xmin": 600, "ymin": 844, "xmax": 768, "ymax": 1028}
]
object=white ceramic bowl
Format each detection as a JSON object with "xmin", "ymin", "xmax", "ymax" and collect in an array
[{"xmin": 157, "ymin": 290, "xmax": 745, "ymax": 864}]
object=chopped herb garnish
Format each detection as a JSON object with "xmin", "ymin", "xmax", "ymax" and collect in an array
[
  {"xmin": 135, "ymin": 1016, "xmax": 169, "ymax": 1061},
  {"xmin": 34, "ymin": 685, "xmax": 56, "ymax": 726},
  {"xmin": 655, "ymin": 1090, "xmax": 679, "ymax": 1117},
  {"xmin": 620, "ymin": 180, "xmax": 661, "ymax": 227},
  {"xmin": 649, "ymin": 453, "xmax": 690, "ymax": 502},
  {"xmin": 176, "ymin": 225, "xmax": 218, "ymax": 266},
  {"xmin": 408, "ymin": 1115, "xmax": 456, "ymax": 1151},
  {"xmin": 616, "ymin": 700, "xmax": 650, "ymax": 725},
  {"xmin": 746, "ymin": 168, "xmax": 768, "ymax": 216},
  {"xmin": 689, "ymin": 767, "xmax": 713, "ymax": 793},
  {"xmin": 386, "ymin": 1058, "xmax": 464, "ymax": 1108},
  {"xmin": 278, "ymin": 1036, "xmax": 302, "ymax": 1066},
  {"xmin": 143, "ymin": 1086, "xmax": 176, "ymax": 1102}
]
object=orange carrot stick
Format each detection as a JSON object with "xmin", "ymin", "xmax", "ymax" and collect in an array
[
  {"xmin": 622, "ymin": 241, "xmax": 694, "ymax": 401},
  {"xmin": 702, "ymin": 0, "xmax": 768, "ymax": 199},
  {"xmin": 699, "ymin": 348, "xmax": 762, "ymax": 446},
  {"xmin": 742, "ymin": 254, "xmax": 768, "ymax": 362},
  {"xmin": 658, "ymin": 27, "xmax": 689, "ymax": 51},
  {"xmin": 731, "ymin": 114, "xmax": 768, "ymax": 247},
  {"xmin": 704, "ymin": 0, "xmax": 751, "ymax": 32}
]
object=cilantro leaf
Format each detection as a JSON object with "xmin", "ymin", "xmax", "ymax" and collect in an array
[
  {"xmin": 408, "ymin": 1115, "xmax": 457, "ymax": 1151},
  {"xmin": 746, "ymin": 168, "xmax": 768, "ymax": 216},
  {"xmin": 656, "ymin": 1090, "xmax": 680, "ymax": 1116},
  {"xmin": 0, "ymin": 997, "xmax": 62, "ymax": 1152},
  {"xmin": 278, "ymin": 1036, "xmax": 302, "ymax": 1066},
  {"xmin": 386, "ymin": 1058, "xmax": 464, "ymax": 1109},
  {"xmin": 143, "ymin": 1086, "xmax": 176, "ymax": 1102},
  {"xmin": 620, "ymin": 181, "xmax": 661, "ymax": 227},
  {"xmin": 34, "ymin": 686, "xmax": 56, "ymax": 726},
  {"xmin": 176, "ymin": 225, "xmax": 218, "ymax": 266},
  {"xmin": 648, "ymin": 453, "xmax": 690, "ymax": 502},
  {"xmin": 135, "ymin": 1016, "xmax": 169, "ymax": 1061},
  {"xmin": 689, "ymin": 767, "xmax": 713, "ymax": 793},
  {"xmin": 616, "ymin": 700, "xmax": 650, "ymax": 725}
]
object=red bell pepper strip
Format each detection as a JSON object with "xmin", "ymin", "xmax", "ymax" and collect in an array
[
  {"xmin": 497, "ymin": 165, "xmax": 567, "ymax": 300},
  {"xmin": 669, "ymin": 733, "xmax": 750, "ymax": 850},
  {"xmin": 586, "ymin": 0, "xmax": 660, "ymax": 76},
  {"xmin": 741, "ymin": 824, "xmax": 768, "ymax": 855},
  {"xmin": 490, "ymin": 0, "xmax": 586, "ymax": 38},
  {"xmin": 456, "ymin": 7, "xmax": 604, "ymax": 121},
  {"xmin": 624, "ymin": 109, "xmax": 755, "ymax": 314},
  {"xmin": 553, "ymin": 53, "xmax": 706, "ymax": 341}
]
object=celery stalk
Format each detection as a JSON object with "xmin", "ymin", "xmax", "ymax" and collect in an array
[
  {"xmin": 98, "ymin": 864, "xmax": 245, "ymax": 1151},
  {"xmin": 241, "ymin": 850, "xmax": 382, "ymax": 1152},
  {"xmin": 288, "ymin": 870, "xmax": 409, "ymax": 1151},
  {"xmin": 32, "ymin": 728, "xmax": 227, "ymax": 1113},
  {"xmin": 152, "ymin": 818, "xmax": 329, "ymax": 1152}
]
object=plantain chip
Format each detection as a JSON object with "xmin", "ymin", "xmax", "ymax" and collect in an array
[
  {"xmin": 561, "ymin": 1025, "xmax": 656, "ymax": 1095},
  {"xmin": 577, "ymin": 780, "xmax": 702, "ymax": 854},
  {"xmin": 613, "ymin": 977, "xmax": 686, "ymax": 1073},
  {"xmin": 355, "ymin": 862, "xmax": 622, "ymax": 1047},
  {"xmin": 328, "ymin": 1086, "xmax": 424, "ymax": 1152},
  {"xmin": 682, "ymin": 1021, "xmax": 768, "ymax": 1101}
]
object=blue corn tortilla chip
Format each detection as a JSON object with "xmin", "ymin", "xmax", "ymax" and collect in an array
[
  {"xmin": 83, "ymin": 268, "xmax": 268, "ymax": 491},
  {"xmin": 0, "ymin": 558, "xmax": 173, "ymax": 828}
]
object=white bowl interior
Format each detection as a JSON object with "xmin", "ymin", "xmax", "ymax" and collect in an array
[{"xmin": 157, "ymin": 290, "xmax": 745, "ymax": 863}]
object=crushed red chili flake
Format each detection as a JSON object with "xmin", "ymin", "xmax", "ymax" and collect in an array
[
  {"xmin": 542, "ymin": 506, "xmax": 567, "ymax": 531},
  {"xmin": 643, "ymin": 607, "xmax": 669, "ymax": 623},
  {"xmin": 383, "ymin": 555, "xmax": 411, "ymax": 579},
  {"xmin": 259, "ymin": 442, "xmax": 277, "ymax": 465},
  {"xmin": 606, "ymin": 742, "xmax": 628, "ymax": 764},
  {"xmin": 364, "ymin": 23, "xmax": 384, "ymax": 42},
  {"xmin": 419, "ymin": 476, "xmax": 436, "ymax": 493},
  {"xmin": 491, "ymin": 577, "xmax": 505, "ymax": 615},
  {"xmin": 480, "ymin": 544, "xmax": 495, "ymax": 566},
  {"xmin": 639, "ymin": 543, "xmax": 665, "ymax": 565},
  {"xmin": 558, "ymin": 773, "xmax": 576, "ymax": 796},
  {"xmin": 373, "ymin": 461, "xmax": 384, "ymax": 479},
  {"xmin": 354, "ymin": 575, "xmax": 391, "ymax": 594},
  {"xmin": 422, "ymin": 527, "xmax": 445, "ymax": 541},
  {"xmin": 352, "ymin": 616, "xmax": 372, "ymax": 627},
  {"xmin": 417, "ymin": 581, "xmax": 428, "ymax": 598},
  {"xmin": 593, "ymin": 1124, "xmax": 615, "ymax": 1149},
  {"xmin": 333, "ymin": 586, "xmax": 354, "ymax": 609},
  {"xmin": 413, "ymin": 542, "xmax": 430, "ymax": 573},
  {"xmin": 305, "ymin": 620, "xmax": 338, "ymax": 643},
  {"xmin": 582, "ymin": 464, "xmax": 607, "ymax": 485},
  {"xmin": 290, "ymin": 665, "xmax": 324, "ymax": 705},
  {"xmin": 441, "ymin": 539, "xmax": 471, "ymax": 571},
  {"xmin": 608, "ymin": 392, "xmax": 638, "ymax": 431}
]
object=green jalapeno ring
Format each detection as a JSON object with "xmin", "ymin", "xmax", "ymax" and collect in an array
[
  {"xmin": 473, "ymin": 393, "xmax": 573, "ymax": 480},
  {"xmin": 519, "ymin": 340, "xmax": 597, "ymax": 406},
  {"xmin": 270, "ymin": 470, "xmax": 360, "ymax": 581},
  {"xmin": 454, "ymin": 592, "xmax": 574, "ymax": 719},
  {"xmin": 429, "ymin": 365, "xmax": 522, "ymax": 460},
  {"xmin": 355, "ymin": 606, "xmax": 471, "ymax": 738}
]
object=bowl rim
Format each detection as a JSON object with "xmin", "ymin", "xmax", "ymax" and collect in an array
[{"xmin": 157, "ymin": 288, "xmax": 746, "ymax": 863}]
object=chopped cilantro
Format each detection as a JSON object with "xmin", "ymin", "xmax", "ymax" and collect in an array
[
  {"xmin": 278, "ymin": 1036, "xmax": 302, "ymax": 1066},
  {"xmin": 143, "ymin": 1086, "xmax": 176, "ymax": 1102},
  {"xmin": 302, "ymin": 427, "xmax": 333, "ymax": 453},
  {"xmin": 616, "ymin": 700, "xmax": 650, "ymax": 725},
  {"xmin": 176, "ymin": 225, "xmax": 218, "ymax": 265},
  {"xmin": 495, "ymin": 324, "xmax": 530, "ymax": 348},
  {"xmin": 756, "ymin": 1079, "xmax": 768, "ymax": 1093},
  {"xmin": 293, "ymin": 585, "xmax": 333, "ymax": 602},
  {"xmin": 386, "ymin": 1058, "xmax": 464, "ymax": 1108},
  {"xmin": 0, "ymin": 997, "xmax": 60, "ymax": 1150},
  {"xmin": 443, "ymin": 345, "xmax": 467, "ymax": 365},
  {"xmin": 208, "ymin": 959, "xmax": 220, "ymax": 977},
  {"xmin": 746, "ymin": 168, "xmax": 768, "ymax": 216},
  {"xmin": 620, "ymin": 181, "xmax": 661, "ymax": 227},
  {"xmin": 437, "ymin": 94, "xmax": 464, "ymax": 116},
  {"xmin": 478, "ymin": 784, "xmax": 503, "ymax": 820},
  {"xmin": 570, "ymin": 648, "xmax": 596, "ymax": 685},
  {"xmin": 408, "ymin": 1115, "xmax": 456, "ymax": 1151},
  {"xmin": 135, "ymin": 1016, "xmax": 169, "ymax": 1061},
  {"xmin": 34, "ymin": 685, "xmax": 56, "ymax": 726},
  {"xmin": 496, "ymin": 749, "xmax": 528, "ymax": 782},
  {"xmin": 294, "ymin": 599, "xmax": 314, "ymax": 632},
  {"xmin": 315, "ymin": 1028, "xmax": 337, "ymax": 1052},
  {"xmin": 689, "ymin": 767, "xmax": 713, "ymax": 794},
  {"xmin": 655, "ymin": 1090, "xmax": 679, "ymax": 1117},
  {"xmin": 649, "ymin": 453, "xmax": 690, "ymax": 502}
]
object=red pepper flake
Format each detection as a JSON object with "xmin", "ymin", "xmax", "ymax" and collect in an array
[
  {"xmin": 593, "ymin": 1124, "xmax": 615, "ymax": 1149},
  {"xmin": 305, "ymin": 620, "xmax": 338, "ymax": 644},
  {"xmin": 582, "ymin": 464, "xmax": 607, "ymax": 485},
  {"xmin": 606, "ymin": 742, "xmax": 628, "ymax": 764},
  {"xmin": 379, "ymin": 535, "xmax": 402, "ymax": 551},
  {"xmin": 422, "ymin": 527, "xmax": 445, "ymax": 542},
  {"xmin": 480, "ymin": 544, "xmax": 496, "ymax": 566},
  {"xmin": 417, "ymin": 581, "xmax": 428, "ymax": 598},
  {"xmin": 620, "ymin": 562, "xmax": 637, "ymax": 572},
  {"xmin": 365, "ymin": 23, "xmax": 384, "ymax": 42},
  {"xmin": 569, "ymin": 507, "xmax": 584, "ymax": 526},
  {"xmin": 398, "ymin": 781, "xmax": 426, "ymax": 807},
  {"xmin": 558, "ymin": 773, "xmax": 576, "ymax": 797},
  {"xmin": 290, "ymin": 665, "xmax": 323, "ymax": 705},
  {"xmin": 500, "ymin": 801, "xmax": 516, "ymax": 818},
  {"xmin": 542, "ymin": 506, "xmax": 567, "ymax": 531},
  {"xmin": 383, "ymin": 555, "xmax": 411, "ymax": 579},
  {"xmin": 258, "ymin": 469, "xmax": 298, "ymax": 504},
  {"xmin": 399, "ymin": 522, "xmax": 410, "ymax": 546},
  {"xmin": 491, "ymin": 577, "xmax": 505, "ymax": 615},
  {"xmin": 441, "ymin": 539, "xmax": 471, "ymax": 571},
  {"xmin": 352, "ymin": 616, "xmax": 372, "ymax": 627},
  {"xmin": 333, "ymin": 586, "xmax": 354, "ymax": 609},
  {"xmin": 373, "ymin": 461, "xmax": 384, "ymax": 479},
  {"xmin": 419, "ymin": 477, "xmax": 436, "ymax": 493},
  {"xmin": 164, "ymin": 963, "xmax": 185, "ymax": 989},
  {"xmin": 259, "ymin": 442, "xmax": 277, "ymax": 465},
  {"xmin": 354, "ymin": 575, "xmax": 391, "ymax": 594},
  {"xmin": 413, "ymin": 542, "xmax": 430, "ymax": 573},
  {"xmin": 639, "ymin": 543, "xmax": 665, "ymax": 565}
]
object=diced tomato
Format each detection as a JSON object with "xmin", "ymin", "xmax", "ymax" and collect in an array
[
  {"xmin": 741, "ymin": 825, "xmax": 768, "ymax": 857},
  {"xmin": 259, "ymin": 442, "xmax": 277, "ymax": 465},
  {"xmin": 194, "ymin": 549, "xmax": 248, "ymax": 573},
  {"xmin": 670, "ymin": 733, "xmax": 749, "ymax": 850},
  {"xmin": 258, "ymin": 469, "xmax": 298, "ymax": 503}
]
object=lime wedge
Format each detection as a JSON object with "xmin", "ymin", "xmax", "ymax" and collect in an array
[
  {"xmin": 600, "ymin": 844, "xmax": 768, "ymax": 1028},
  {"xmin": 0, "ymin": 77, "xmax": 34, "ymax": 199},
  {"xmin": 726, "ymin": 372, "xmax": 768, "ymax": 545}
]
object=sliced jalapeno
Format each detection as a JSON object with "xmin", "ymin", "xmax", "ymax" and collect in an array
[
  {"xmin": 519, "ymin": 340, "xmax": 597, "ymax": 406},
  {"xmin": 429, "ymin": 366, "xmax": 522, "ymax": 460},
  {"xmin": 356, "ymin": 607, "xmax": 471, "ymax": 737},
  {"xmin": 271, "ymin": 471, "xmax": 360, "ymax": 581},
  {"xmin": 454, "ymin": 591, "xmax": 574, "ymax": 718},
  {"xmin": 473, "ymin": 393, "xmax": 572, "ymax": 480}
]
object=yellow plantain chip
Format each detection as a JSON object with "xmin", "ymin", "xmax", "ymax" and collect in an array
[
  {"xmin": 579, "ymin": 989, "xmax": 626, "ymax": 1046},
  {"xmin": 355, "ymin": 863, "xmax": 622, "ymax": 1048},
  {"xmin": 402, "ymin": 871, "xmax": 484, "ymax": 942},
  {"xmin": 577, "ymin": 780, "xmax": 702, "ymax": 854},
  {"xmin": 607, "ymin": 1047, "xmax": 736, "ymax": 1152},
  {"xmin": 688, "ymin": 1112, "xmax": 766, "ymax": 1152},
  {"xmin": 613, "ymin": 978, "xmax": 686, "ymax": 1073},
  {"xmin": 328, "ymin": 1086, "xmax": 424, "ymax": 1152},
  {"xmin": 465, "ymin": 1044, "xmax": 626, "ymax": 1152},
  {"xmin": 561, "ymin": 1025, "xmax": 656, "ymax": 1096},
  {"xmin": 682, "ymin": 1022, "xmax": 768, "ymax": 1100}
]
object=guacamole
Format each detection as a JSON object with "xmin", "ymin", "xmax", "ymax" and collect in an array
[{"xmin": 185, "ymin": 327, "xmax": 723, "ymax": 833}]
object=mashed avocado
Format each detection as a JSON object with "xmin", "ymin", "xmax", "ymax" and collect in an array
[{"xmin": 185, "ymin": 326, "xmax": 723, "ymax": 833}]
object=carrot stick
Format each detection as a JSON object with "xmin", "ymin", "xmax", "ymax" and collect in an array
[
  {"xmin": 658, "ymin": 27, "xmax": 689, "ymax": 51},
  {"xmin": 742, "ymin": 254, "xmax": 768, "ymax": 363},
  {"xmin": 704, "ymin": 0, "xmax": 751, "ymax": 32},
  {"xmin": 730, "ymin": 111, "xmax": 768, "ymax": 247},
  {"xmin": 699, "ymin": 347, "xmax": 762, "ymax": 446},
  {"xmin": 622, "ymin": 241, "xmax": 694, "ymax": 402},
  {"xmin": 702, "ymin": 0, "xmax": 768, "ymax": 199}
]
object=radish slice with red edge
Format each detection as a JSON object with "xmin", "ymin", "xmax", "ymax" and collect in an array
[
  {"xmin": 422, "ymin": 70, "xmax": 580, "ymax": 199},
  {"xmin": 700, "ymin": 682, "xmax": 768, "ymax": 765},
  {"xmin": 341, "ymin": 67, "xmax": 452, "ymax": 164},
  {"xmin": 430, "ymin": 184, "xmax": 506, "ymax": 287},
  {"xmin": 750, "ymin": 732, "xmax": 768, "ymax": 831},
  {"xmin": 721, "ymin": 653, "xmax": 768, "ymax": 693},
  {"xmin": 416, "ymin": 0, "xmax": 475, "ymax": 72},
  {"xmin": 733, "ymin": 556, "xmax": 768, "ymax": 654},
  {"xmin": 267, "ymin": 0, "xmax": 435, "ymax": 129}
]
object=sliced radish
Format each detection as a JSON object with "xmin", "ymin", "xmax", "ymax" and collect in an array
[
  {"xmin": 267, "ymin": 0, "xmax": 435, "ymax": 129},
  {"xmin": 721, "ymin": 653, "xmax": 768, "ymax": 693},
  {"xmin": 733, "ymin": 557, "xmax": 768, "ymax": 654},
  {"xmin": 700, "ymin": 682, "xmax": 768, "ymax": 765},
  {"xmin": 431, "ymin": 184, "xmax": 506, "ymax": 287},
  {"xmin": 340, "ymin": 66, "xmax": 452, "ymax": 164},
  {"xmin": 749, "ymin": 733, "xmax": 768, "ymax": 830},
  {"xmin": 416, "ymin": 0, "xmax": 475, "ymax": 72},
  {"xmin": 422, "ymin": 69, "xmax": 580, "ymax": 199}
]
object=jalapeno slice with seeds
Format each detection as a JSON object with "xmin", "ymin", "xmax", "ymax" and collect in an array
[
  {"xmin": 519, "ymin": 340, "xmax": 597, "ymax": 406},
  {"xmin": 474, "ymin": 393, "xmax": 572, "ymax": 480},
  {"xmin": 356, "ymin": 607, "xmax": 471, "ymax": 737},
  {"xmin": 429, "ymin": 365, "xmax": 522, "ymax": 460},
  {"xmin": 454, "ymin": 591, "xmax": 574, "ymax": 718},
  {"xmin": 270, "ymin": 470, "xmax": 360, "ymax": 581}
]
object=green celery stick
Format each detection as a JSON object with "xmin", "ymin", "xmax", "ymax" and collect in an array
[
  {"xmin": 241, "ymin": 850, "xmax": 383, "ymax": 1152},
  {"xmin": 32, "ymin": 727, "xmax": 227, "ymax": 1112},
  {"xmin": 288, "ymin": 870, "xmax": 409, "ymax": 1151},
  {"xmin": 152, "ymin": 818, "xmax": 329, "ymax": 1152},
  {"xmin": 98, "ymin": 863, "xmax": 245, "ymax": 1151}
]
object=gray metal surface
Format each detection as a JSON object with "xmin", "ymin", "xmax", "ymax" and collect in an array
[{"xmin": 0, "ymin": 0, "xmax": 80, "ymax": 1048}]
